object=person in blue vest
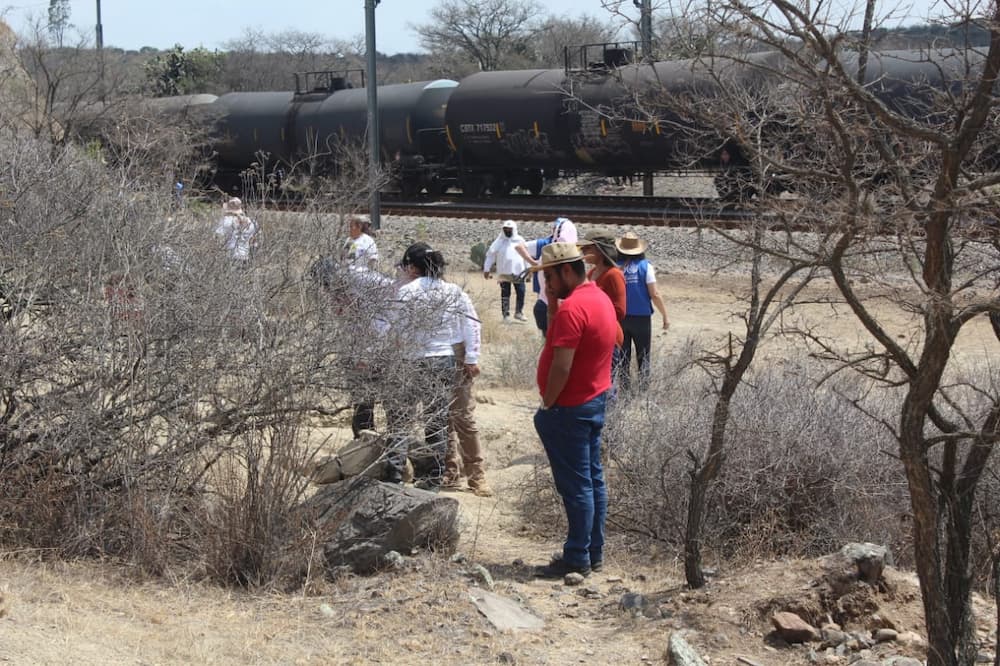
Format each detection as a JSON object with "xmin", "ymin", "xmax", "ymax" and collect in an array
[
  {"xmin": 616, "ymin": 231, "xmax": 669, "ymax": 391},
  {"xmin": 516, "ymin": 217, "xmax": 578, "ymax": 335}
]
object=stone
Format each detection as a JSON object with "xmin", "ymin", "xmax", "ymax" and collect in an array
[
  {"xmin": 887, "ymin": 659, "xmax": 922, "ymax": 666},
  {"xmin": 470, "ymin": 564, "xmax": 495, "ymax": 590},
  {"xmin": 620, "ymin": 593, "xmax": 648, "ymax": 616},
  {"xmin": 894, "ymin": 631, "xmax": 925, "ymax": 648},
  {"xmin": 469, "ymin": 589, "xmax": 545, "ymax": 632},
  {"xmin": 497, "ymin": 651, "xmax": 517, "ymax": 664},
  {"xmin": 874, "ymin": 628, "xmax": 898, "ymax": 643},
  {"xmin": 667, "ymin": 633, "xmax": 707, "ymax": 666},
  {"xmin": 827, "ymin": 543, "xmax": 890, "ymax": 586},
  {"xmin": 382, "ymin": 550, "xmax": 404, "ymax": 569},
  {"xmin": 305, "ymin": 476, "xmax": 459, "ymax": 574},
  {"xmin": 564, "ymin": 572, "xmax": 586, "ymax": 586},
  {"xmin": 821, "ymin": 627, "xmax": 848, "ymax": 646},
  {"xmin": 771, "ymin": 611, "xmax": 819, "ymax": 643}
]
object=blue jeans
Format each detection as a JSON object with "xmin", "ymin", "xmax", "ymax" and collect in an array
[{"xmin": 533, "ymin": 392, "xmax": 608, "ymax": 568}]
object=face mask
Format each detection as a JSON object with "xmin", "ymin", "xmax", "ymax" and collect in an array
[{"xmin": 503, "ymin": 228, "xmax": 513, "ymax": 238}]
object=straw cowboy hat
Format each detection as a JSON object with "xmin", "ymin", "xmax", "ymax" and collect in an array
[
  {"xmin": 616, "ymin": 231, "xmax": 648, "ymax": 256},
  {"xmin": 223, "ymin": 197, "xmax": 243, "ymax": 213},
  {"xmin": 578, "ymin": 228, "xmax": 619, "ymax": 264},
  {"xmin": 527, "ymin": 242, "xmax": 584, "ymax": 273}
]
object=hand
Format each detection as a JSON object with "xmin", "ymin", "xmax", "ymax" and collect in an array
[
  {"xmin": 483, "ymin": 272, "xmax": 492, "ymax": 279},
  {"xmin": 463, "ymin": 363, "xmax": 480, "ymax": 379},
  {"xmin": 662, "ymin": 318, "xmax": 670, "ymax": 331}
]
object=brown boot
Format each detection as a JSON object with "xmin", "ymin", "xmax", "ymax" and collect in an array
[{"xmin": 468, "ymin": 477, "xmax": 493, "ymax": 497}]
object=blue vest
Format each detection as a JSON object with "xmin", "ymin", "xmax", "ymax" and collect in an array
[
  {"xmin": 531, "ymin": 238, "xmax": 553, "ymax": 293},
  {"xmin": 620, "ymin": 259, "xmax": 653, "ymax": 316}
]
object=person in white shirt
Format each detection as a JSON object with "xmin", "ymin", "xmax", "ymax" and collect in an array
[
  {"xmin": 343, "ymin": 216, "xmax": 379, "ymax": 269},
  {"xmin": 214, "ymin": 197, "xmax": 257, "ymax": 262},
  {"xmin": 385, "ymin": 242, "xmax": 480, "ymax": 490},
  {"xmin": 483, "ymin": 220, "xmax": 528, "ymax": 322},
  {"xmin": 516, "ymin": 217, "xmax": 578, "ymax": 335}
]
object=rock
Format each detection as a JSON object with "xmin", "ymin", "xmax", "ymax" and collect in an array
[
  {"xmin": 894, "ymin": 631, "xmax": 925, "ymax": 648},
  {"xmin": 620, "ymin": 593, "xmax": 648, "ymax": 616},
  {"xmin": 821, "ymin": 626, "xmax": 848, "ymax": 646},
  {"xmin": 667, "ymin": 633, "xmax": 707, "ymax": 666},
  {"xmin": 837, "ymin": 543, "xmax": 889, "ymax": 585},
  {"xmin": 771, "ymin": 611, "xmax": 819, "ymax": 643},
  {"xmin": 382, "ymin": 550, "xmax": 404, "ymax": 569},
  {"xmin": 886, "ymin": 659, "xmax": 922, "ymax": 666},
  {"xmin": 564, "ymin": 572, "xmax": 586, "ymax": 586},
  {"xmin": 318, "ymin": 603, "xmax": 336, "ymax": 618},
  {"xmin": 976, "ymin": 653, "xmax": 995, "ymax": 663},
  {"xmin": 869, "ymin": 613, "xmax": 899, "ymax": 631},
  {"xmin": 874, "ymin": 628, "xmax": 898, "ymax": 643},
  {"xmin": 470, "ymin": 564, "xmax": 495, "ymax": 590},
  {"xmin": 305, "ymin": 476, "xmax": 459, "ymax": 574},
  {"xmin": 497, "ymin": 652, "xmax": 517, "ymax": 664},
  {"xmin": 469, "ymin": 589, "xmax": 545, "ymax": 632}
]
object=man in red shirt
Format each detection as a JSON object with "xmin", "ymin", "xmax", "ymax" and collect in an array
[{"xmin": 531, "ymin": 242, "xmax": 618, "ymax": 578}]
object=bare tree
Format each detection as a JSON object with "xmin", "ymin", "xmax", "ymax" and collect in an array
[
  {"xmin": 411, "ymin": 0, "xmax": 543, "ymax": 71},
  {"xmin": 636, "ymin": 0, "xmax": 1000, "ymax": 661},
  {"xmin": 529, "ymin": 15, "xmax": 618, "ymax": 67}
]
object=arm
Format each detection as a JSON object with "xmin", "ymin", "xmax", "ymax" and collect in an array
[
  {"xmin": 541, "ymin": 346, "xmax": 575, "ymax": 408},
  {"xmin": 647, "ymin": 282, "xmax": 670, "ymax": 330},
  {"xmin": 608, "ymin": 271, "xmax": 627, "ymax": 321},
  {"xmin": 459, "ymin": 290, "xmax": 482, "ymax": 377},
  {"xmin": 483, "ymin": 240, "xmax": 498, "ymax": 275},
  {"xmin": 515, "ymin": 242, "xmax": 538, "ymax": 265}
]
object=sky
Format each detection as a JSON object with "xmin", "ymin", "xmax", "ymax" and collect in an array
[
  {"xmin": 3, "ymin": 0, "xmax": 627, "ymax": 54},
  {"xmin": 4, "ymin": 0, "xmax": 944, "ymax": 55}
]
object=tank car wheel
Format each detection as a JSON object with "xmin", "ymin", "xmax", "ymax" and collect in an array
[{"xmin": 526, "ymin": 171, "xmax": 545, "ymax": 195}]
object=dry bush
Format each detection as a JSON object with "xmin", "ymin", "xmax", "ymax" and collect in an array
[
  {"xmin": 0, "ymin": 107, "xmax": 463, "ymax": 589},
  {"xmin": 517, "ymin": 343, "xmax": 923, "ymax": 567}
]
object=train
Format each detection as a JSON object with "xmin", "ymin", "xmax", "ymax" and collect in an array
[{"xmin": 140, "ymin": 44, "xmax": 988, "ymax": 201}]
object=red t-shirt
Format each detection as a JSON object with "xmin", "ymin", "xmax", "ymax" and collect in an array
[
  {"xmin": 589, "ymin": 265, "xmax": 626, "ymax": 347},
  {"xmin": 536, "ymin": 281, "xmax": 618, "ymax": 406}
]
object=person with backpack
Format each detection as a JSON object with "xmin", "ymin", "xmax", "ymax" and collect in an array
[{"xmin": 616, "ymin": 232, "xmax": 669, "ymax": 391}]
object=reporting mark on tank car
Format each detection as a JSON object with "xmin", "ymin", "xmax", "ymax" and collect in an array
[{"xmin": 460, "ymin": 122, "xmax": 506, "ymax": 134}]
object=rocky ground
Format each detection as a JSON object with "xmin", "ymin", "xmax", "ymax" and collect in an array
[{"xmin": 1, "ymin": 211, "xmax": 998, "ymax": 665}]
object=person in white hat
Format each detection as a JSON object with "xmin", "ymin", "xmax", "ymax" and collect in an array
[
  {"xmin": 615, "ymin": 231, "xmax": 669, "ymax": 391},
  {"xmin": 483, "ymin": 220, "xmax": 527, "ymax": 321},
  {"xmin": 214, "ymin": 197, "xmax": 257, "ymax": 262},
  {"xmin": 529, "ymin": 242, "xmax": 618, "ymax": 579}
]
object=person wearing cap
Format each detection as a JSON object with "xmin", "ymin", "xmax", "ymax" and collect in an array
[
  {"xmin": 579, "ymin": 230, "xmax": 627, "ymax": 384},
  {"xmin": 530, "ymin": 242, "xmax": 618, "ymax": 578},
  {"xmin": 516, "ymin": 217, "xmax": 578, "ymax": 335},
  {"xmin": 214, "ymin": 197, "xmax": 258, "ymax": 262},
  {"xmin": 483, "ymin": 220, "xmax": 527, "ymax": 322},
  {"xmin": 343, "ymin": 216, "xmax": 379, "ymax": 269},
  {"xmin": 384, "ymin": 242, "xmax": 481, "ymax": 491},
  {"xmin": 616, "ymin": 231, "xmax": 670, "ymax": 391}
]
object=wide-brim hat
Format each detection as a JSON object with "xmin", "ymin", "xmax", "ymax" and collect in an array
[
  {"xmin": 616, "ymin": 231, "xmax": 648, "ymax": 256},
  {"xmin": 578, "ymin": 228, "xmax": 618, "ymax": 264},
  {"xmin": 527, "ymin": 241, "xmax": 584, "ymax": 273}
]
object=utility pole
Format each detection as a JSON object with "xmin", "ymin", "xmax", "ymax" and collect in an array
[
  {"xmin": 95, "ymin": 0, "xmax": 105, "ymax": 102},
  {"xmin": 365, "ymin": 0, "xmax": 381, "ymax": 230},
  {"xmin": 634, "ymin": 0, "xmax": 654, "ymax": 196}
]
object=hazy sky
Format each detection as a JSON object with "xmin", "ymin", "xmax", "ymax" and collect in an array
[
  {"xmin": 4, "ymin": 0, "xmax": 944, "ymax": 55},
  {"xmin": 4, "ymin": 0, "xmax": 626, "ymax": 53}
]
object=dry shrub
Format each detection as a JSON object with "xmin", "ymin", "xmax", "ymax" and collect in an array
[
  {"xmin": 0, "ymin": 119, "xmax": 421, "ymax": 589},
  {"xmin": 517, "ymin": 341, "xmax": 920, "ymax": 566}
]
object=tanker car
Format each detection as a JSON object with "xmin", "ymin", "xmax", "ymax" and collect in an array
[{"xmin": 168, "ymin": 44, "xmax": 987, "ymax": 200}]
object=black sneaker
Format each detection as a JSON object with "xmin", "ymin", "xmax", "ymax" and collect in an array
[
  {"xmin": 415, "ymin": 478, "xmax": 441, "ymax": 492},
  {"xmin": 534, "ymin": 557, "xmax": 590, "ymax": 579},
  {"xmin": 590, "ymin": 560, "xmax": 603, "ymax": 572}
]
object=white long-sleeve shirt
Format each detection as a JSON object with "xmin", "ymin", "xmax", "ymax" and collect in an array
[{"xmin": 394, "ymin": 277, "xmax": 481, "ymax": 363}]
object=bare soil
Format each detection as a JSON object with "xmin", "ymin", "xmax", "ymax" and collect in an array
[{"xmin": 1, "ymin": 269, "xmax": 997, "ymax": 665}]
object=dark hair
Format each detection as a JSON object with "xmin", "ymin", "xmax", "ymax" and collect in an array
[
  {"xmin": 401, "ymin": 242, "xmax": 446, "ymax": 278},
  {"xmin": 621, "ymin": 252, "xmax": 646, "ymax": 262}
]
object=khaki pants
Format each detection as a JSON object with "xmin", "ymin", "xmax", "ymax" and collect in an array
[{"xmin": 446, "ymin": 365, "xmax": 485, "ymax": 484}]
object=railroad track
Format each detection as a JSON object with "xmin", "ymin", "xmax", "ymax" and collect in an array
[{"xmin": 377, "ymin": 193, "xmax": 754, "ymax": 226}]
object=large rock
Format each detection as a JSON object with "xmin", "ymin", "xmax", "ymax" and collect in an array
[
  {"xmin": 667, "ymin": 633, "xmax": 707, "ymax": 666},
  {"xmin": 305, "ymin": 476, "xmax": 459, "ymax": 574},
  {"xmin": 771, "ymin": 611, "xmax": 819, "ymax": 643},
  {"xmin": 829, "ymin": 542, "xmax": 890, "ymax": 586}
]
